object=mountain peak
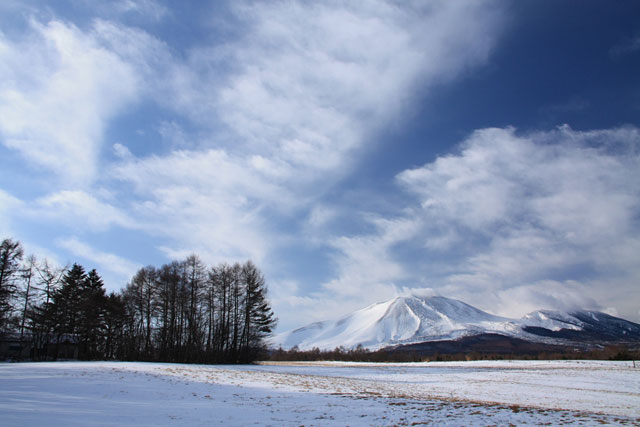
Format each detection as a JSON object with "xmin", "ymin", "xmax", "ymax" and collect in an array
[
  {"xmin": 273, "ymin": 294, "xmax": 513, "ymax": 350},
  {"xmin": 272, "ymin": 295, "xmax": 640, "ymax": 351}
]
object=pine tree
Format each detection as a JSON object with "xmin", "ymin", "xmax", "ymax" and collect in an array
[
  {"xmin": 241, "ymin": 261, "xmax": 277, "ymax": 362},
  {"xmin": 50, "ymin": 264, "xmax": 86, "ymax": 358},
  {"xmin": 77, "ymin": 269, "xmax": 107, "ymax": 359}
]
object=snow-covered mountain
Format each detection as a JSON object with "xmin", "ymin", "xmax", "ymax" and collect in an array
[
  {"xmin": 520, "ymin": 309, "xmax": 640, "ymax": 342},
  {"xmin": 272, "ymin": 295, "xmax": 640, "ymax": 351}
]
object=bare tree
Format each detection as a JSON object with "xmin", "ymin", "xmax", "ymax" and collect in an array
[
  {"xmin": 18, "ymin": 255, "xmax": 37, "ymax": 339},
  {"xmin": 0, "ymin": 238, "xmax": 24, "ymax": 331}
]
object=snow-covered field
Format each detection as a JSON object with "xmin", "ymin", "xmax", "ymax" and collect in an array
[{"xmin": 1, "ymin": 360, "xmax": 638, "ymax": 426}]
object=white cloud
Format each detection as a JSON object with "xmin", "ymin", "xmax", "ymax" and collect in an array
[
  {"xmin": 213, "ymin": 0, "xmax": 503, "ymax": 178},
  {"xmin": 0, "ymin": 189, "xmax": 23, "ymax": 237},
  {"xmin": 610, "ymin": 34, "xmax": 640, "ymax": 57},
  {"xmin": 0, "ymin": 191, "xmax": 65, "ymax": 267},
  {"xmin": 307, "ymin": 205, "xmax": 339, "ymax": 229},
  {"xmin": 302, "ymin": 125, "xmax": 640, "ymax": 325},
  {"xmin": 269, "ymin": 279, "xmax": 319, "ymax": 330},
  {"xmin": 132, "ymin": 0, "xmax": 503, "ymax": 329},
  {"xmin": 0, "ymin": 19, "xmax": 142, "ymax": 185},
  {"xmin": 269, "ymin": 215, "xmax": 426, "ymax": 328},
  {"xmin": 2, "ymin": 1, "xmax": 508, "ymax": 330},
  {"xmin": 90, "ymin": 19, "xmax": 171, "ymax": 82},
  {"xmin": 157, "ymin": 121, "xmax": 190, "ymax": 149},
  {"xmin": 112, "ymin": 0, "xmax": 169, "ymax": 22},
  {"xmin": 105, "ymin": 0, "xmax": 505, "ymax": 285},
  {"xmin": 112, "ymin": 143, "xmax": 133, "ymax": 160},
  {"xmin": 34, "ymin": 190, "xmax": 134, "ymax": 231},
  {"xmin": 492, "ymin": 280, "xmax": 600, "ymax": 318},
  {"xmin": 324, "ymin": 216, "xmax": 420, "ymax": 296},
  {"xmin": 395, "ymin": 125, "xmax": 640, "ymax": 320},
  {"xmin": 56, "ymin": 236, "xmax": 142, "ymax": 289},
  {"xmin": 69, "ymin": 0, "xmax": 169, "ymax": 23},
  {"xmin": 111, "ymin": 149, "xmax": 290, "ymax": 264}
]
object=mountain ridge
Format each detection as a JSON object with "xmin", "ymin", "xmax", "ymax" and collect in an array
[{"xmin": 273, "ymin": 295, "xmax": 640, "ymax": 351}]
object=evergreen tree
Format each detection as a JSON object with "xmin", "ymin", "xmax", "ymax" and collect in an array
[
  {"xmin": 241, "ymin": 261, "xmax": 277, "ymax": 362},
  {"xmin": 51, "ymin": 263, "xmax": 87, "ymax": 356},
  {"xmin": 77, "ymin": 269, "xmax": 107, "ymax": 359}
]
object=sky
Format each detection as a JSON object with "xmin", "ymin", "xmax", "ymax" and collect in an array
[{"xmin": 1, "ymin": 0, "xmax": 639, "ymax": 331}]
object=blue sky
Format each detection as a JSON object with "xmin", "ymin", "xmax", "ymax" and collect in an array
[{"xmin": 1, "ymin": 0, "xmax": 639, "ymax": 331}]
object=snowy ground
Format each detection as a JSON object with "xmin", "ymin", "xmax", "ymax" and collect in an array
[{"xmin": 1, "ymin": 360, "xmax": 638, "ymax": 426}]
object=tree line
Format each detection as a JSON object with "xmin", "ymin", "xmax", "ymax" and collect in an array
[
  {"xmin": 0, "ymin": 237, "xmax": 276, "ymax": 363},
  {"xmin": 270, "ymin": 344, "xmax": 640, "ymax": 363}
]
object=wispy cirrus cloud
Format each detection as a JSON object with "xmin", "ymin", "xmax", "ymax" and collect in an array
[
  {"xmin": 0, "ymin": 19, "xmax": 141, "ymax": 186},
  {"xmin": 213, "ymin": 1, "xmax": 503, "ymax": 176},
  {"xmin": 104, "ymin": 0, "xmax": 506, "ymax": 270},
  {"xmin": 34, "ymin": 190, "xmax": 134, "ymax": 232},
  {"xmin": 57, "ymin": 236, "xmax": 142, "ymax": 289},
  {"xmin": 110, "ymin": 148, "xmax": 287, "ymax": 264},
  {"xmin": 610, "ymin": 33, "xmax": 640, "ymax": 57},
  {"xmin": 111, "ymin": 0, "xmax": 169, "ymax": 21},
  {"xmin": 0, "ymin": 189, "xmax": 23, "ymax": 237},
  {"xmin": 0, "ymin": 1, "xmax": 508, "ymax": 329}
]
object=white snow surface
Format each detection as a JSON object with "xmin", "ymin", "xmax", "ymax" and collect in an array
[
  {"xmin": 521, "ymin": 309, "xmax": 585, "ymax": 331},
  {"xmin": 272, "ymin": 295, "xmax": 546, "ymax": 350},
  {"xmin": 1, "ymin": 360, "xmax": 639, "ymax": 426}
]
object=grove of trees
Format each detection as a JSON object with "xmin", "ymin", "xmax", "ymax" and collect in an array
[{"xmin": 0, "ymin": 237, "xmax": 276, "ymax": 363}]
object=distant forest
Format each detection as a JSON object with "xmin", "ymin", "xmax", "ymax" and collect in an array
[{"xmin": 0, "ymin": 237, "xmax": 277, "ymax": 363}]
